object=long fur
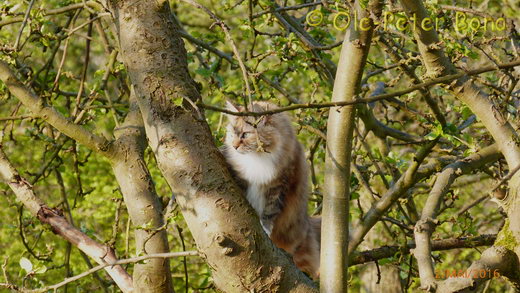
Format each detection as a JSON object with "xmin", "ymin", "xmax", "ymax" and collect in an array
[{"xmin": 222, "ymin": 101, "xmax": 320, "ymax": 278}]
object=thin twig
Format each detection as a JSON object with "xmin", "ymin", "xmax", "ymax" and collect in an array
[
  {"xmin": 199, "ymin": 59, "xmax": 520, "ymax": 116},
  {"xmin": 181, "ymin": 0, "xmax": 253, "ymax": 108},
  {"xmin": 13, "ymin": 0, "xmax": 36, "ymax": 51},
  {"xmin": 26, "ymin": 251, "xmax": 199, "ymax": 293}
]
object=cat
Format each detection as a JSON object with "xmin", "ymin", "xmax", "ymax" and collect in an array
[{"xmin": 221, "ymin": 100, "xmax": 321, "ymax": 279}]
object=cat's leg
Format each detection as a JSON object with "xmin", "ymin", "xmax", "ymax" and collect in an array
[{"xmin": 261, "ymin": 189, "xmax": 284, "ymax": 236}]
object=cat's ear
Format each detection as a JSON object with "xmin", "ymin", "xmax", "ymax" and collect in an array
[
  {"xmin": 224, "ymin": 100, "xmax": 240, "ymax": 121},
  {"xmin": 259, "ymin": 115, "xmax": 271, "ymax": 126},
  {"xmin": 225, "ymin": 100, "xmax": 239, "ymax": 113},
  {"xmin": 254, "ymin": 103, "xmax": 272, "ymax": 126}
]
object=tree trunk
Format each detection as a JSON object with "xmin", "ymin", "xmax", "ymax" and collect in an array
[
  {"xmin": 111, "ymin": 95, "xmax": 173, "ymax": 292},
  {"xmin": 320, "ymin": 1, "xmax": 382, "ymax": 292},
  {"xmin": 108, "ymin": 0, "xmax": 318, "ymax": 291}
]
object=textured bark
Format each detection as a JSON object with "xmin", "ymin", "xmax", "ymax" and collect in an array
[
  {"xmin": 108, "ymin": 0, "xmax": 317, "ymax": 291},
  {"xmin": 110, "ymin": 97, "xmax": 173, "ymax": 292},
  {"xmin": 320, "ymin": 1, "xmax": 382, "ymax": 292},
  {"xmin": 350, "ymin": 234, "xmax": 497, "ymax": 266}
]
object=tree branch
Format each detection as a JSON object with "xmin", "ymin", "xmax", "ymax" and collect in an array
[
  {"xmin": 348, "ymin": 139, "xmax": 441, "ymax": 254},
  {"xmin": 350, "ymin": 234, "xmax": 497, "ymax": 266},
  {"xmin": 0, "ymin": 1, "xmax": 103, "ymax": 28},
  {"xmin": 414, "ymin": 144, "xmax": 502, "ymax": 290},
  {"xmin": 108, "ymin": 0, "xmax": 317, "ymax": 291},
  {"xmin": 0, "ymin": 146, "xmax": 133, "ymax": 292},
  {"xmin": 0, "ymin": 60, "xmax": 111, "ymax": 155},
  {"xmin": 320, "ymin": 1, "xmax": 382, "ymax": 291},
  {"xmin": 197, "ymin": 59, "xmax": 520, "ymax": 116},
  {"xmin": 110, "ymin": 93, "xmax": 173, "ymax": 292},
  {"xmin": 27, "ymin": 251, "xmax": 198, "ymax": 293}
]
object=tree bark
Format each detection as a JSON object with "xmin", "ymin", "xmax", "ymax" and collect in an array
[
  {"xmin": 110, "ymin": 95, "xmax": 173, "ymax": 292},
  {"xmin": 320, "ymin": 1, "xmax": 382, "ymax": 292},
  {"xmin": 108, "ymin": 0, "xmax": 318, "ymax": 291},
  {"xmin": 0, "ymin": 59, "xmax": 174, "ymax": 292}
]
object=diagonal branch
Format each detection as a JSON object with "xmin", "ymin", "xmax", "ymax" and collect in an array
[
  {"xmin": 399, "ymin": 0, "xmax": 520, "ymax": 169},
  {"xmin": 348, "ymin": 139, "xmax": 441, "ymax": 254},
  {"xmin": 0, "ymin": 146, "xmax": 133, "ymax": 292},
  {"xmin": 0, "ymin": 60, "xmax": 111, "ymax": 155}
]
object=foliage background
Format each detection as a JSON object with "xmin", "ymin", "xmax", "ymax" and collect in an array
[{"xmin": 0, "ymin": 0, "xmax": 518, "ymax": 291}]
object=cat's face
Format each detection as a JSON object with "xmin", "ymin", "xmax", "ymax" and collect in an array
[{"xmin": 225, "ymin": 102, "xmax": 279, "ymax": 154}]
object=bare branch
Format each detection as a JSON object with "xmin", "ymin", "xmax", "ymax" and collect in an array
[
  {"xmin": 348, "ymin": 139, "xmax": 441, "ymax": 254},
  {"xmin": 0, "ymin": 1, "xmax": 103, "ymax": 28},
  {"xmin": 350, "ymin": 234, "xmax": 497, "ymax": 266},
  {"xmin": 0, "ymin": 60, "xmax": 111, "ymax": 155},
  {"xmin": 27, "ymin": 251, "xmax": 198, "ymax": 293},
  {"xmin": 181, "ymin": 0, "xmax": 253, "ymax": 107},
  {"xmin": 198, "ymin": 59, "xmax": 520, "ymax": 116},
  {"xmin": 0, "ymin": 146, "xmax": 133, "ymax": 292}
]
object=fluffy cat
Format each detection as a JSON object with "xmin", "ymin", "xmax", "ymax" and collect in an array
[{"xmin": 221, "ymin": 100, "xmax": 321, "ymax": 278}]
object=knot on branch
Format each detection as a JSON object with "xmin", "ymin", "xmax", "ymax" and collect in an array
[
  {"xmin": 213, "ymin": 233, "xmax": 240, "ymax": 256},
  {"xmin": 414, "ymin": 218, "xmax": 437, "ymax": 233},
  {"xmin": 419, "ymin": 282, "xmax": 437, "ymax": 292},
  {"xmin": 36, "ymin": 205, "xmax": 64, "ymax": 234},
  {"xmin": 36, "ymin": 205, "xmax": 63, "ymax": 222}
]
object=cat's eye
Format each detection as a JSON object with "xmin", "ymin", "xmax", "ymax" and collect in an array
[{"xmin": 240, "ymin": 132, "xmax": 250, "ymax": 139}]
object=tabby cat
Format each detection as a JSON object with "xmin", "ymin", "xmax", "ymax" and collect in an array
[{"xmin": 221, "ymin": 101, "xmax": 320, "ymax": 278}]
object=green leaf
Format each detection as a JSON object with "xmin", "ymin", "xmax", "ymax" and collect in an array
[
  {"xmin": 173, "ymin": 96, "xmax": 183, "ymax": 107},
  {"xmin": 34, "ymin": 265, "xmax": 47, "ymax": 274},
  {"xmin": 350, "ymin": 192, "xmax": 360, "ymax": 200},
  {"xmin": 19, "ymin": 257, "xmax": 33, "ymax": 273}
]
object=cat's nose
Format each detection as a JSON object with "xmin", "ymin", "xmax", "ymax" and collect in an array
[{"xmin": 233, "ymin": 142, "xmax": 240, "ymax": 149}]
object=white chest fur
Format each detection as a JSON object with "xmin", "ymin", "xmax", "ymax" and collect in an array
[
  {"xmin": 246, "ymin": 183, "xmax": 266, "ymax": 215},
  {"xmin": 229, "ymin": 151, "xmax": 278, "ymax": 215},
  {"xmin": 232, "ymin": 152, "xmax": 279, "ymax": 185}
]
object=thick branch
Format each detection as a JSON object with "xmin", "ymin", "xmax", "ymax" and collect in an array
[
  {"xmin": 399, "ymin": 0, "xmax": 520, "ymax": 172},
  {"xmin": 110, "ymin": 95, "xmax": 173, "ymax": 292},
  {"xmin": 350, "ymin": 234, "xmax": 497, "ymax": 266},
  {"xmin": 436, "ymin": 246, "xmax": 519, "ymax": 293},
  {"xmin": 320, "ymin": 1, "xmax": 382, "ymax": 291},
  {"xmin": 398, "ymin": 1, "xmax": 520, "ymax": 289},
  {"xmin": 109, "ymin": 0, "xmax": 317, "ymax": 291}
]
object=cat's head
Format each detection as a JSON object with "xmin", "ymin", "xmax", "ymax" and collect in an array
[{"xmin": 224, "ymin": 101, "xmax": 289, "ymax": 155}]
